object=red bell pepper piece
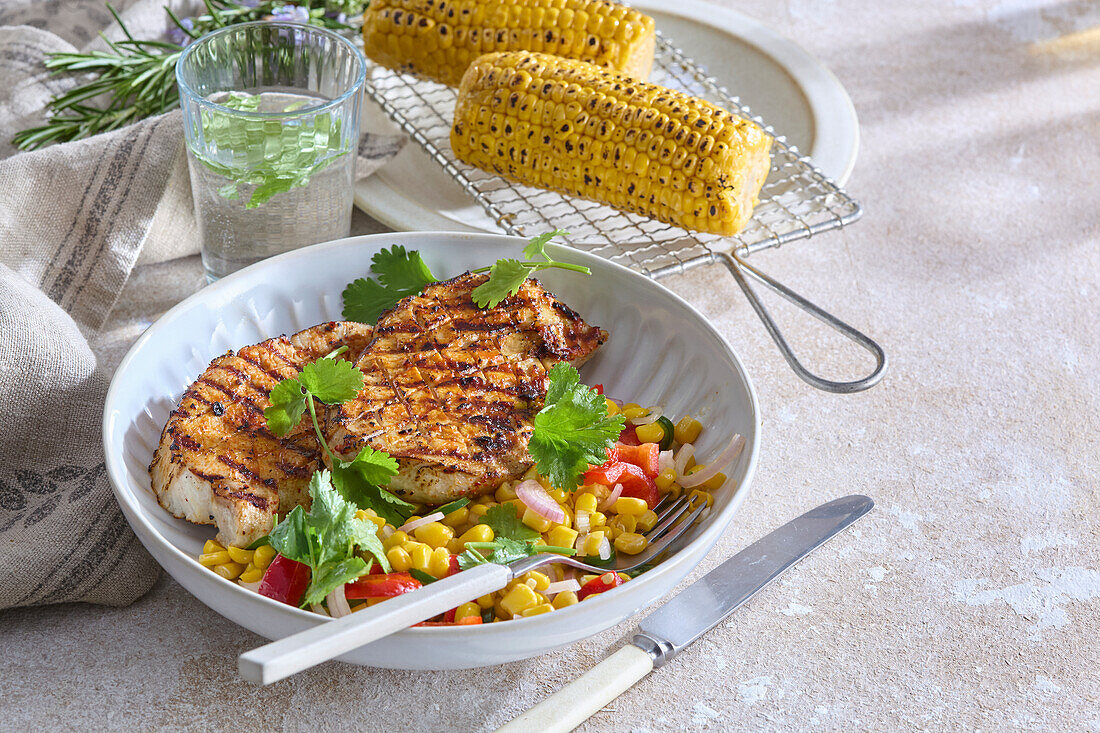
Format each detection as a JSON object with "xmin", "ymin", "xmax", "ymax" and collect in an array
[
  {"xmin": 443, "ymin": 606, "xmax": 457, "ymax": 623},
  {"xmin": 613, "ymin": 442, "xmax": 660, "ymax": 478},
  {"xmin": 344, "ymin": 572, "xmax": 423, "ymax": 600},
  {"xmin": 577, "ymin": 571, "xmax": 624, "ymax": 601},
  {"xmin": 447, "ymin": 553, "xmax": 461, "ymax": 577},
  {"xmin": 414, "ymin": 616, "xmax": 484, "ymax": 627},
  {"xmin": 593, "ymin": 384, "xmax": 604, "ymax": 395},
  {"xmin": 618, "ymin": 424, "xmax": 640, "ymax": 446},
  {"xmin": 584, "ymin": 460, "xmax": 659, "ymax": 508},
  {"xmin": 257, "ymin": 555, "xmax": 311, "ymax": 607}
]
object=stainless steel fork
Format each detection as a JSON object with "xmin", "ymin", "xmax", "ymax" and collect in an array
[{"xmin": 239, "ymin": 494, "xmax": 710, "ymax": 684}]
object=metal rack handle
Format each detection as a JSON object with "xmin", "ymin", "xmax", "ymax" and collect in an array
[{"xmin": 719, "ymin": 252, "xmax": 886, "ymax": 393}]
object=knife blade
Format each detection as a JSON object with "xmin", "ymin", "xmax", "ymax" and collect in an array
[{"xmin": 496, "ymin": 494, "xmax": 873, "ymax": 733}]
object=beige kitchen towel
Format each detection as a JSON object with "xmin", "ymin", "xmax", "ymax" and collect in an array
[{"xmin": 0, "ymin": 6, "xmax": 404, "ymax": 609}]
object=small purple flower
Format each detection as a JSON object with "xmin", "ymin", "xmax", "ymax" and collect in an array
[
  {"xmin": 271, "ymin": 4, "xmax": 310, "ymax": 23},
  {"xmin": 167, "ymin": 16, "xmax": 195, "ymax": 46}
]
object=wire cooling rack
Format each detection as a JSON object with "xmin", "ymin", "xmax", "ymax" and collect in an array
[{"xmin": 361, "ymin": 32, "xmax": 885, "ymax": 392}]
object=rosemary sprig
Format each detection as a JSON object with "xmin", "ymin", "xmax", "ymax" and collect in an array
[{"xmin": 12, "ymin": 1, "xmax": 358, "ymax": 151}]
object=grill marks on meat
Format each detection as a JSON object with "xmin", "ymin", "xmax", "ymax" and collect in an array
[
  {"xmin": 150, "ymin": 321, "xmax": 373, "ymax": 547},
  {"xmin": 329, "ymin": 273, "xmax": 607, "ymax": 504}
]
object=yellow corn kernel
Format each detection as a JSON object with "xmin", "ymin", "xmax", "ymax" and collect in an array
[
  {"xmin": 214, "ymin": 562, "xmax": 245, "ymax": 580},
  {"xmin": 575, "ymin": 493, "xmax": 598, "ymax": 513},
  {"xmin": 239, "ymin": 566, "xmax": 265, "ymax": 584},
  {"xmin": 613, "ymin": 513, "xmax": 638, "ymax": 534},
  {"xmin": 667, "ymin": 482, "xmax": 683, "ymax": 499},
  {"xmin": 198, "ymin": 551, "xmax": 230, "ymax": 567},
  {"xmin": 495, "ymin": 482, "xmax": 519, "ymax": 502},
  {"xmin": 441, "ymin": 506, "xmax": 470, "ymax": 528},
  {"xmin": 635, "ymin": 421, "xmax": 665, "ymax": 444},
  {"xmin": 655, "ymin": 468, "xmax": 677, "ymax": 491},
  {"xmin": 522, "ymin": 603, "xmax": 555, "ymax": 617},
  {"xmin": 688, "ymin": 489, "xmax": 714, "ymax": 509},
  {"xmin": 454, "ymin": 602, "xmax": 481, "ymax": 622},
  {"xmin": 588, "ymin": 511, "xmax": 607, "ymax": 528},
  {"xmin": 613, "ymin": 496, "xmax": 648, "ymax": 516},
  {"xmin": 522, "ymin": 507, "xmax": 553, "ymax": 533},
  {"xmin": 546, "ymin": 525, "xmax": 579, "ymax": 549},
  {"xmin": 622, "ymin": 406, "xmax": 648, "ymax": 420},
  {"xmin": 406, "ymin": 542, "xmax": 432, "ymax": 572},
  {"xmin": 429, "ymin": 547, "xmax": 453, "ymax": 578},
  {"xmin": 457, "ymin": 523, "xmax": 495, "ymax": 548},
  {"xmin": 621, "ymin": 402, "xmax": 641, "ymax": 412},
  {"xmin": 226, "ymin": 546, "xmax": 253, "ymax": 565},
  {"xmin": 605, "ymin": 524, "xmax": 621, "ymax": 539},
  {"xmin": 552, "ymin": 591, "xmax": 579, "ymax": 609},
  {"xmin": 446, "ymin": 539, "xmax": 464, "ymax": 555},
  {"xmin": 476, "ymin": 593, "xmax": 496, "ymax": 609},
  {"xmin": 366, "ymin": 597, "xmax": 387, "ymax": 607},
  {"xmin": 605, "ymin": 397, "xmax": 620, "ymax": 416},
  {"xmin": 522, "ymin": 571, "xmax": 551, "ymax": 592},
  {"xmin": 581, "ymin": 531, "xmax": 607, "ymax": 557},
  {"xmin": 414, "ymin": 521, "xmax": 455, "ymax": 549},
  {"xmin": 469, "ymin": 502, "xmax": 490, "ymax": 518},
  {"xmin": 674, "ymin": 416, "xmax": 703, "ymax": 444},
  {"xmin": 386, "ymin": 546, "xmax": 412, "ymax": 572},
  {"xmin": 615, "ymin": 532, "xmax": 648, "ymax": 555},
  {"xmin": 202, "ymin": 539, "xmax": 224, "ymax": 555},
  {"xmin": 384, "ymin": 530, "xmax": 409, "ymax": 550},
  {"xmin": 618, "ymin": 573, "xmax": 631, "ymax": 583},
  {"xmin": 704, "ymin": 472, "xmax": 728, "ymax": 491},
  {"xmin": 500, "ymin": 583, "xmax": 540, "ymax": 615},
  {"xmin": 547, "ymin": 488, "xmax": 567, "ymax": 504},
  {"xmin": 356, "ymin": 509, "xmax": 386, "ymax": 530},
  {"xmin": 637, "ymin": 509, "xmax": 659, "ymax": 532},
  {"xmin": 253, "ymin": 544, "xmax": 276, "ymax": 569}
]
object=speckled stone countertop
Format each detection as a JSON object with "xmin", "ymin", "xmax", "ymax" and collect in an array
[{"xmin": 2, "ymin": 0, "xmax": 1098, "ymax": 730}]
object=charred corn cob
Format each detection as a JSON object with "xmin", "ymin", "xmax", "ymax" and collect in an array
[
  {"xmin": 362, "ymin": 0, "xmax": 656, "ymax": 87},
  {"xmin": 450, "ymin": 51, "xmax": 773, "ymax": 236}
]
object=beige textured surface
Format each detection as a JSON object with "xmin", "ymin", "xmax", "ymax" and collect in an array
[{"xmin": 2, "ymin": 0, "xmax": 1099, "ymax": 729}]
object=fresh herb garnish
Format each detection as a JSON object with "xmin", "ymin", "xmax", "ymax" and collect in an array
[
  {"xmin": 528, "ymin": 363, "xmax": 625, "ymax": 490},
  {"xmin": 435, "ymin": 497, "xmax": 470, "ymax": 517},
  {"xmin": 408, "ymin": 568, "xmax": 438, "ymax": 585},
  {"xmin": 471, "ymin": 230, "xmax": 591, "ymax": 308},
  {"xmin": 269, "ymin": 470, "xmax": 390, "ymax": 607},
  {"xmin": 264, "ymin": 353, "xmax": 414, "ymax": 526},
  {"xmin": 457, "ymin": 503, "xmax": 576, "ymax": 569},
  {"xmin": 342, "ymin": 245, "xmax": 438, "ymax": 323}
]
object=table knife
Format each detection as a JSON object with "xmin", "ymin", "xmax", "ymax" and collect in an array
[{"xmin": 496, "ymin": 494, "xmax": 874, "ymax": 733}]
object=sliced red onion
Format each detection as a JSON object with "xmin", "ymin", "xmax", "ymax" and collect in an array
[
  {"xmin": 680, "ymin": 434, "xmax": 745, "ymax": 489},
  {"xmin": 239, "ymin": 580, "xmax": 262, "ymax": 593},
  {"xmin": 674, "ymin": 443, "xmax": 695, "ymax": 479},
  {"xmin": 597, "ymin": 483, "xmax": 624, "ymax": 512},
  {"xmin": 545, "ymin": 579, "xmax": 581, "ymax": 596},
  {"xmin": 310, "ymin": 603, "xmax": 330, "ymax": 617},
  {"xmin": 658, "ymin": 450, "xmax": 675, "ymax": 474},
  {"xmin": 515, "ymin": 479, "xmax": 565, "ymax": 523},
  {"xmin": 597, "ymin": 536, "xmax": 611, "ymax": 561},
  {"xmin": 326, "ymin": 584, "xmax": 352, "ymax": 618},
  {"xmin": 399, "ymin": 511, "xmax": 445, "ymax": 534},
  {"xmin": 380, "ymin": 525, "xmax": 395, "ymax": 540},
  {"xmin": 628, "ymin": 406, "xmax": 664, "ymax": 426}
]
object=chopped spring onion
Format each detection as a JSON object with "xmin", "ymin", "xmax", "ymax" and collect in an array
[
  {"xmin": 597, "ymin": 536, "xmax": 612, "ymax": 561},
  {"xmin": 679, "ymin": 434, "xmax": 745, "ymax": 489},
  {"xmin": 674, "ymin": 443, "xmax": 695, "ymax": 479},
  {"xmin": 575, "ymin": 510, "xmax": 591, "ymax": 534},
  {"xmin": 399, "ymin": 512, "xmax": 445, "ymax": 533},
  {"xmin": 515, "ymin": 479, "xmax": 565, "ymax": 523},
  {"xmin": 597, "ymin": 483, "xmax": 623, "ymax": 513},
  {"xmin": 545, "ymin": 579, "xmax": 581, "ymax": 595}
]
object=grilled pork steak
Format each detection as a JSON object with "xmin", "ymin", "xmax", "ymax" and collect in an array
[
  {"xmin": 150, "ymin": 321, "xmax": 373, "ymax": 547},
  {"xmin": 328, "ymin": 273, "xmax": 607, "ymax": 504}
]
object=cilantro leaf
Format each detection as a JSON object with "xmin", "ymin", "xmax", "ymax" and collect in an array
[
  {"xmin": 522, "ymin": 228, "xmax": 568, "ymax": 261},
  {"xmin": 298, "ymin": 358, "xmax": 364, "ymax": 405},
  {"xmin": 528, "ymin": 363, "xmax": 625, "ymax": 490},
  {"xmin": 472, "ymin": 258, "xmax": 530, "ymax": 308},
  {"xmin": 330, "ymin": 447, "xmax": 413, "ymax": 527},
  {"xmin": 342, "ymin": 245, "xmax": 437, "ymax": 323},
  {"xmin": 264, "ymin": 377, "xmax": 308, "ymax": 437},
  {"xmin": 268, "ymin": 471, "xmax": 391, "ymax": 607},
  {"xmin": 482, "ymin": 504, "xmax": 540, "ymax": 542}
]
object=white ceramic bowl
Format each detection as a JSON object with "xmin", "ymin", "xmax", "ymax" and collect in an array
[{"xmin": 102, "ymin": 232, "xmax": 760, "ymax": 670}]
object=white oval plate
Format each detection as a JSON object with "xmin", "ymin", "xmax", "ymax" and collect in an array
[
  {"xmin": 353, "ymin": 0, "xmax": 859, "ymax": 234},
  {"xmin": 102, "ymin": 232, "xmax": 760, "ymax": 670}
]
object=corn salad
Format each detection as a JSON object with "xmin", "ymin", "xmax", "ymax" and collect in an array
[{"xmin": 200, "ymin": 404, "xmax": 728, "ymax": 624}]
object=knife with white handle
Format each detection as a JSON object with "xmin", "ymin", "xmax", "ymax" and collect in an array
[{"xmin": 496, "ymin": 494, "xmax": 874, "ymax": 733}]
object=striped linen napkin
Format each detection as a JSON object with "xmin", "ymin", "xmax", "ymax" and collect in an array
[{"xmin": 0, "ymin": 1, "xmax": 404, "ymax": 609}]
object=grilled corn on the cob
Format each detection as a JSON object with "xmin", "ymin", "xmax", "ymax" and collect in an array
[
  {"xmin": 362, "ymin": 0, "xmax": 656, "ymax": 87},
  {"xmin": 450, "ymin": 51, "xmax": 773, "ymax": 237}
]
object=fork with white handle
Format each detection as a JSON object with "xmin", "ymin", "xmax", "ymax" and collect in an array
[{"xmin": 239, "ymin": 493, "xmax": 709, "ymax": 684}]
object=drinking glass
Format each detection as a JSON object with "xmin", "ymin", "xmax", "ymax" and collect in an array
[{"xmin": 176, "ymin": 21, "xmax": 366, "ymax": 282}]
